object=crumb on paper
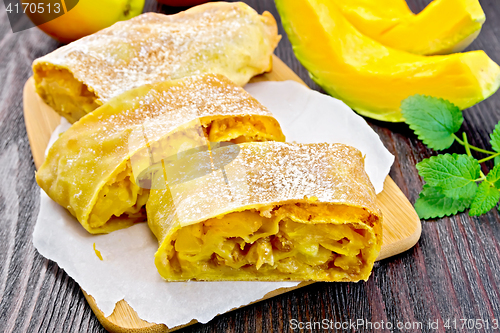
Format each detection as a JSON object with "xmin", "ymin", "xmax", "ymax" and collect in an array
[{"xmin": 93, "ymin": 243, "xmax": 103, "ymax": 261}]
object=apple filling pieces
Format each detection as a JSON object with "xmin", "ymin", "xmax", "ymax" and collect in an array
[
  {"xmin": 36, "ymin": 74, "xmax": 284, "ymax": 234},
  {"xmin": 147, "ymin": 142, "xmax": 383, "ymax": 282},
  {"xmin": 32, "ymin": 2, "xmax": 280, "ymax": 123}
]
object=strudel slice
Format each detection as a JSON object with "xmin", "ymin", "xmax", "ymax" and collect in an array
[
  {"xmin": 36, "ymin": 74, "xmax": 284, "ymax": 234},
  {"xmin": 33, "ymin": 2, "xmax": 281, "ymax": 123},
  {"xmin": 147, "ymin": 142, "xmax": 382, "ymax": 282}
]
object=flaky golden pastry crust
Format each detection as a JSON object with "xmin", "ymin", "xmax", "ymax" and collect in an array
[
  {"xmin": 33, "ymin": 2, "xmax": 281, "ymax": 123},
  {"xmin": 36, "ymin": 74, "xmax": 284, "ymax": 234},
  {"xmin": 147, "ymin": 142, "xmax": 383, "ymax": 282}
]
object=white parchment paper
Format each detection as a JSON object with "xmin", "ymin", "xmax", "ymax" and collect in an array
[{"xmin": 33, "ymin": 81, "xmax": 394, "ymax": 328}]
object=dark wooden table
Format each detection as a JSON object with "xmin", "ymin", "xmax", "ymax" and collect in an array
[{"xmin": 1, "ymin": 0, "xmax": 500, "ymax": 332}]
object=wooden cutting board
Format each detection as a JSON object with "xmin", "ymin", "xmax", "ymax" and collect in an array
[{"xmin": 23, "ymin": 55, "xmax": 421, "ymax": 333}]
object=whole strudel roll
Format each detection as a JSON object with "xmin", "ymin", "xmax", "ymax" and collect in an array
[
  {"xmin": 147, "ymin": 142, "xmax": 383, "ymax": 282},
  {"xmin": 33, "ymin": 2, "xmax": 280, "ymax": 123},
  {"xmin": 36, "ymin": 74, "xmax": 285, "ymax": 234}
]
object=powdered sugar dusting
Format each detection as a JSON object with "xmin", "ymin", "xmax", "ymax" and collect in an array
[
  {"xmin": 38, "ymin": 74, "xmax": 278, "ymax": 226},
  {"xmin": 33, "ymin": 2, "xmax": 279, "ymax": 102},
  {"xmin": 91, "ymin": 74, "xmax": 274, "ymax": 149},
  {"xmin": 153, "ymin": 142, "xmax": 380, "ymax": 231}
]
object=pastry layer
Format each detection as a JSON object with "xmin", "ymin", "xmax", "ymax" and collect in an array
[
  {"xmin": 36, "ymin": 74, "xmax": 285, "ymax": 234},
  {"xmin": 147, "ymin": 142, "xmax": 382, "ymax": 282},
  {"xmin": 33, "ymin": 2, "xmax": 280, "ymax": 123}
]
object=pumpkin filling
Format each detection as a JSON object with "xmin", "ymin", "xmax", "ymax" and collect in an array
[
  {"xmin": 157, "ymin": 204, "xmax": 380, "ymax": 281},
  {"xmin": 34, "ymin": 65, "xmax": 101, "ymax": 123},
  {"xmin": 88, "ymin": 162, "xmax": 149, "ymax": 230}
]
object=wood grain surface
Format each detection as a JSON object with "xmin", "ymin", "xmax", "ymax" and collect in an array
[
  {"xmin": 1, "ymin": 0, "xmax": 500, "ymax": 332},
  {"xmin": 22, "ymin": 54, "xmax": 421, "ymax": 331}
]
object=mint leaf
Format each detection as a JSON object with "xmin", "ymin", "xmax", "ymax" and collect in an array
[
  {"xmin": 490, "ymin": 121, "xmax": 500, "ymax": 153},
  {"xmin": 490, "ymin": 122, "xmax": 500, "ymax": 166},
  {"xmin": 401, "ymin": 95, "xmax": 463, "ymax": 150},
  {"xmin": 487, "ymin": 164, "xmax": 500, "ymax": 189},
  {"xmin": 469, "ymin": 182, "xmax": 500, "ymax": 216},
  {"xmin": 415, "ymin": 185, "xmax": 471, "ymax": 219},
  {"xmin": 416, "ymin": 154, "xmax": 479, "ymax": 199}
]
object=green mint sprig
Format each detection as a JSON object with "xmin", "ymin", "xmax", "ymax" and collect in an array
[{"xmin": 401, "ymin": 95, "xmax": 500, "ymax": 219}]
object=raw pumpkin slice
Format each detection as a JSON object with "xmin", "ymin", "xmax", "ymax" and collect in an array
[
  {"xmin": 276, "ymin": 0, "xmax": 500, "ymax": 122},
  {"xmin": 331, "ymin": 0, "xmax": 413, "ymax": 39},
  {"xmin": 334, "ymin": 0, "xmax": 485, "ymax": 55},
  {"xmin": 376, "ymin": 0, "xmax": 484, "ymax": 55}
]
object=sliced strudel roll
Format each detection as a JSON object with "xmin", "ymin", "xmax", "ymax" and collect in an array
[
  {"xmin": 147, "ymin": 142, "xmax": 383, "ymax": 282},
  {"xmin": 36, "ymin": 74, "xmax": 285, "ymax": 234},
  {"xmin": 33, "ymin": 2, "xmax": 281, "ymax": 123}
]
